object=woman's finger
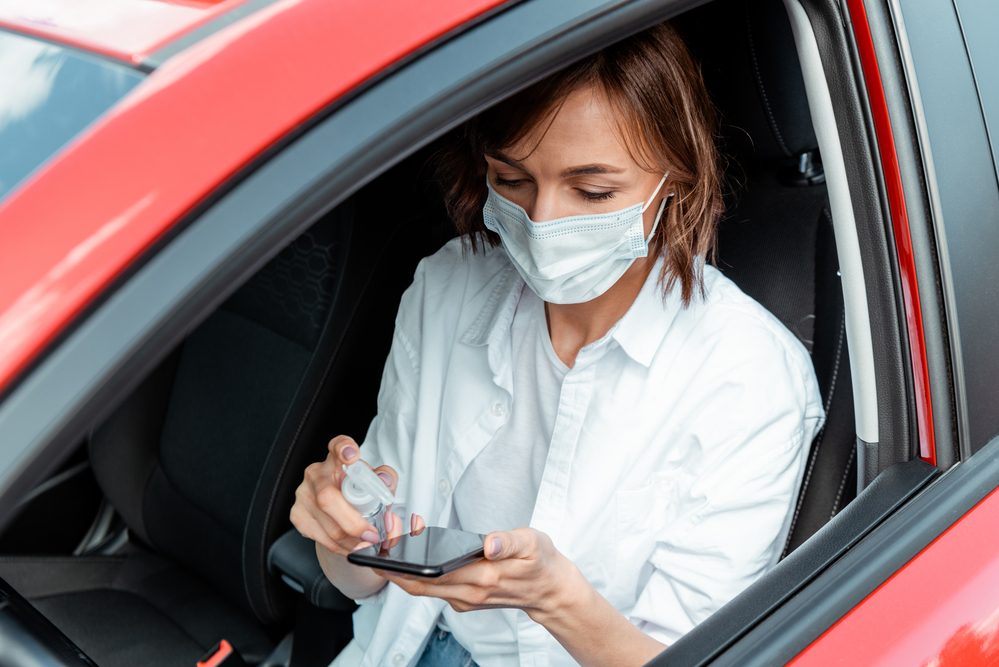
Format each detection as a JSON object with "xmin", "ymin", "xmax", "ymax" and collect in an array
[
  {"xmin": 411, "ymin": 513, "xmax": 426, "ymax": 534},
  {"xmin": 329, "ymin": 435, "xmax": 361, "ymax": 464},
  {"xmin": 371, "ymin": 464, "xmax": 399, "ymax": 494},
  {"xmin": 385, "ymin": 511, "xmax": 407, "ymax": 539},
  {"xmin": 293, "ymin": 511, "xmax": 347, "ymax": 556},
  {"xmin": 314, "ymin": 483, "xmax": 378, "ymax": 538},
  {"xmin": 304, "ymin": 503, "xmax": 369, "ymax": 555},
  {"xmin": 380, "ymin": 572, "xmax": 484, "ymax": 607}
]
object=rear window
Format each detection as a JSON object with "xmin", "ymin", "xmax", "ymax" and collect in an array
[{"xmin": 0, "ymin": 30, "xmax": 143, "ymax": 200}]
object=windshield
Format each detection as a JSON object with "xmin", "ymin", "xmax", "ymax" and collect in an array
[{"xmin": 0, "ymin": 30, "xmax": 144, "ymax": 201}]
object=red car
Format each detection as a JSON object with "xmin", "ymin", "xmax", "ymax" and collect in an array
[{"xmin": 0, "ymin": 0, "xmax": 997, "ymax": 665}]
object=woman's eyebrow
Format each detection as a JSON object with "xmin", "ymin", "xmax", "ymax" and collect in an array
[
  {"xmin": 560, "ymin": 164, "xmax": 627, "ymax": 177},
  {"xmin": 488, "ymin": 152, "xmax": 626, "ymax": 178},
  {"xmin": 489, "ymin": 151, "xmax": 528, "ymax": 171}
]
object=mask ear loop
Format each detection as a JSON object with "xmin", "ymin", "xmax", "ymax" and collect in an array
[
  {"xmin": 640, "ymin": 172, "xmax": 670, "ymax": 213},
  {"xmin": 642, "ymin": 172, "xmax": 672, "ymax": 244},
  {"xmin": 644, "ymin": 194, "xmax": 671, "ymax": 244}
]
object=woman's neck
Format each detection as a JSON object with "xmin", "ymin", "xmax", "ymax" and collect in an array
[{"xmin": 544, "ymin": 256, "xmax": 656, "ymax": 368}]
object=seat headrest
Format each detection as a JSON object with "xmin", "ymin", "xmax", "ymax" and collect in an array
[{"xmin": 677, "ymin": 0, "xmax": 818, "ymax": 166}]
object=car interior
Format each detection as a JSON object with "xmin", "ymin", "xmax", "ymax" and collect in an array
[{"xmin": 0, "ymin": 0, "xmax": 874, "ymax": 665}]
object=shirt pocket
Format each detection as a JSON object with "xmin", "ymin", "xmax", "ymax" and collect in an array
[{"xmin": 609, "ymin": 471, "xmax": 686, "ymax": 606}]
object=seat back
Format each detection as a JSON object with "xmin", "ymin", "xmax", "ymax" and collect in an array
[
  {"xmin": 89, "ymin": 176, "xmax": 441, "ymax": 625},
  {"xmin": 676, "ymin": 0, "xmax": 857, "ymax": 556}
]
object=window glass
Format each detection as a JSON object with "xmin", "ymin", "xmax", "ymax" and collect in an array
[
  {"xmin": 953, "ymin": 0, "xmax": 999, "ymax": 186},
  {"xmin": 900, "ymin": 0, "xmax": 999, "ymax": 454},
  {"xmin": 0, "ymin": 30, "xmax": 144, "ymax": 200}
]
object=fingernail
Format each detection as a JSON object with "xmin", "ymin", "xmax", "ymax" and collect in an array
[
  {"xmin": 377, "ymin": 472, "xmax": 392, "ymax": 486},
  {"xmin": 361, "ymin": 530, "xmax": 380, "ymax": 543},
  {"xmin": 342, "ymin": 446, "xmax": 358, "ymax": 461},
  {"xmin": 489, "ymin": 537, "xmax": 502, "ymax": 558}
]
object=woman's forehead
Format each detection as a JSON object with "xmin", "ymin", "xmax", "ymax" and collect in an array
[{"xmin": 501, "ymin": 85, "xmax": 639, "ymax": 172}]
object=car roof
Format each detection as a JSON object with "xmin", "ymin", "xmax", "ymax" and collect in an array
[
  {"xmin": 0, "ymin": 0, "xmax": 254, "ymax": 66},
  {"xmin": 0, "ymin": 0, "xmax": 508, "ymax": 396}
]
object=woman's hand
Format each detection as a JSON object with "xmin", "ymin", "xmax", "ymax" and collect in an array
[
  {"xmin": 378, "ymin": 528, "xmax": 666, "ymax": 666},
  {"xmin": 375, "ymin": 527, "xmax": 582, "ymax": 621},
  {"xmin": 290, "ymin": 435, "xmax": 407, "ymax": 556}
]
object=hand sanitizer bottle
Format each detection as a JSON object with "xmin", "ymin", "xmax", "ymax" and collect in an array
[{"xmin": 341, "ymin": 461, "xmax": 397, "ymax": 543}]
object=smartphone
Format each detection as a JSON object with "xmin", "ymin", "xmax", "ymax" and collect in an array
[{"xmin": 347, "ymin": 526, "xmax": 485, "ymax": 577}]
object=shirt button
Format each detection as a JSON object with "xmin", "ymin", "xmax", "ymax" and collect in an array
[
  {"xmin": 392, "ymin": 654, "xmax": 405, "ymax": 665},
  {"xmin": 491, "ymin": 401, "xmax": 506, "ymax": 417},
  {"xmin": 438, "ymin": 478, "xmax": 451, "ymax": 495}
]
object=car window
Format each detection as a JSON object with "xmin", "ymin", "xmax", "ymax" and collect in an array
[
  {"xmin": 899, "ymin": 0, "xmax": 999, "ymax": 455},
  {"xmin": 953, "ymin": 0, "xmax": 999, "ymax": 189},
  {"xmin": 0, "ymin": 30, "xmax": 143, "ymax": 200}
]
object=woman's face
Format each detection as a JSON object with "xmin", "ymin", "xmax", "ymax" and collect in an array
[{"xmin": 484, "ymin": 84, "xmax": 667, "ymax": 239}]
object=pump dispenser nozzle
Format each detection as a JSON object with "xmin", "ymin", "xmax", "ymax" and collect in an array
[{"xmin": 341, "ymin": 462, "xmax": 396, "ymax": 541}]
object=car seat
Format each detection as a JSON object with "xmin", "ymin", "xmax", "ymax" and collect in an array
[
  {"xmin": 676, "ymin": 0, "xmax": 858, "ymax": 556},
  {"xmin": 0, "ymin": 174, "xmax": 440, "ymax": 665}
]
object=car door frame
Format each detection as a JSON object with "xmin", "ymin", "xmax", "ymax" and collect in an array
[{"xmin": 0, "ymin": 0, "xmax": 930, "ymax": 662}]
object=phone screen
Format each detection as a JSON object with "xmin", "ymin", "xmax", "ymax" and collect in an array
[{"xmin": 347, "ymin": 526, "xmax": 485, "ymax": 577}]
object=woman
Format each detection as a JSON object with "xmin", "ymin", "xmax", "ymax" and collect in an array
[{"xmin": 291, "ymin": 22, "xmax": 824, "ymax": 667}]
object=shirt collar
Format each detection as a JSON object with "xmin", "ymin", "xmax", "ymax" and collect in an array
[
  {"xmin": 609, "ymin": 258, "xmax": 684, "ymax": 367},
  {"xmin": 459, "ymin": 263, "xmax": 523, "ymax": 395},
  {"xmin": 460, "ymin": 263, "xmax": 523, "ymax": 349},
  {"xmin": 460, "ymin": 257, "xmax": 684, "ymax": 369}
]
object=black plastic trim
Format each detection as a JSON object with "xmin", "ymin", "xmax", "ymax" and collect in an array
[
  {"xmin": 267, "ymin": 530, "xmax": 356, "ymax": 612},
  {"xmin": 864, "ymin": 0, "xmax": 960, "ymax": 471}
]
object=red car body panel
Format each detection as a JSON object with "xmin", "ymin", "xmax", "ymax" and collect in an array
[
  {"xmin": 789, "ymin": 485, "xmax": 999, "ymax": 666},
  {"xmin": 0, "ymin": 0, "xmax": 506, "ymax": 395},
  {"xmin": 0, "ymin": 0, "xmax": 246, "ymax": 65},
  {"xmin": 845, "ymin": 0, "xmax": 935, "ymax": 466},
  {"xmin": 2, "ymin": 0, "xmax": 994, "ymax": 664}
]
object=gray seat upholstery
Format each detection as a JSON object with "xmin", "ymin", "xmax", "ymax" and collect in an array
[{"xmin": 0, "ymin": 173, "xmax": 442, "ymax": 665}]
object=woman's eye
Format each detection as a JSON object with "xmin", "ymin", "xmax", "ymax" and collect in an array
[
  {"xmin": 579, "ymin": 190, "xmax": 616, "ymax": 202},
  {"xmin": 495, "ymin": 176, "xmax": 528, "ymax": 188}
]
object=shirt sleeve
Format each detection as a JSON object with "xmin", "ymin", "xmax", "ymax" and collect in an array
[
  {"xmin": 353, "ymin": 255, "xmax": 429, "ymax": 502},
  {"xmin": 350, "ymin": 262, "xmax": 426, "ymax": 605},
  {"xmin": 627, "ymin": 320, "xmax": 826, "ymax": 645}
]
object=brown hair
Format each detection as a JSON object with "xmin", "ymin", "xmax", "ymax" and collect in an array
[{"xmin": 434, "ymin": 22, "xmax": 724, "ymax": 305}]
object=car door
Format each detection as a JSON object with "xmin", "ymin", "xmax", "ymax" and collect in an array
[
  {"xmin": 780, "ymin": 0, "xmax": 999, "ymax": 663},
  {"xmin": 674, "ymin": 0, "xmax": 999, "ymax": 664},
  {"xmin": 0, "ymin": 0, "xmax": 973, "ymax": 663}
]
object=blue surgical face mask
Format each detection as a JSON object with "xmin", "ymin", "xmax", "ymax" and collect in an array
[{"xmin": 482, "ymin": 172, "xmax": 671, "ymax": 304}]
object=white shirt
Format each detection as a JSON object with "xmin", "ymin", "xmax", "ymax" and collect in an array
[
  {"xmin": 331, "ymin": 237, "xmax": 825, "ymax": 667},
  {"xmin": 440, "ymin": 285, "xmax": 570, "ymax": 659},
  {"xmin": 451, "ymin": 285, "xmax": 564, "ymax": 535}
]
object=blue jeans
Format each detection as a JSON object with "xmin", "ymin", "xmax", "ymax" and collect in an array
[{"xmin": 414, "ymin": 629, "xmax": 478, "ymax": 667}]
